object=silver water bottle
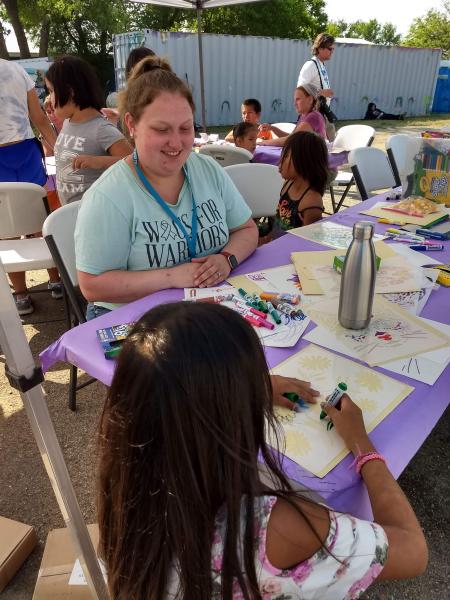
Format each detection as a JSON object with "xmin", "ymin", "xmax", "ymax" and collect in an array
[{"xmin": 338, "ymin": 221, "xmax": 376, "ymax": 330}]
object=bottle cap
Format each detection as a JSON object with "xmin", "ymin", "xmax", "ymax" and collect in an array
[{"xmin": 353, "ymin": 221, "xmax": 374, "ymax": 240}]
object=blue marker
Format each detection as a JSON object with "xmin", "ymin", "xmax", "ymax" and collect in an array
[{"xmin": 409, "ymin": 244, "xmax": 444, "ymax": 251}]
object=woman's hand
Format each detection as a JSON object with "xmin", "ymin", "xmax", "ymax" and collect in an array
[
  {"xmin": 191, "ymin": 254, "xmax": 230, "ymax": 288},
  {"xmin": 168, "ymin": 262, "xmax": 201, "ymax": 289},
  {"xmin": 270, "ymin": 375, "xmax": 320, "ymax": 409},
  {"xmin": 320, "ymin": 394, "xmax": 369, "ymax": 453},
  {"xmin": 258, "ymin": 123, "xmax": 272, "ymax": 134}
]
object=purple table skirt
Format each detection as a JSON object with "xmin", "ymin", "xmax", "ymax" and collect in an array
[
  {"xmin": 40, "ymin": 193, "xmax": 450, "ymax": 519},
  {"xmin": 253, "ymin": 145, "xmax": 349, "ymax": 171}
]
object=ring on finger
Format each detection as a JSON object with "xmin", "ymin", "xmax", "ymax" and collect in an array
[{"xmin": 216, "ymin": 271, "xmax": 221, "ymax": 278}]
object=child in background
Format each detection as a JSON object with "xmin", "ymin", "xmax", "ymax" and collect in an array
[
  {"xmin": 45, "ymin": 55, "xmax": 132, "ymax": 204},
  {"xmin": 233, "ymin": 121, "xmax": 258, "ymax": 155},
  {"xmin": 41, "ymin": 95, "xmax": 63, "ymax": 157},
  {"xmin": 273, "ymin": 131, "xmax": 328, "ymax": 237},
  {"xmin": 97, "ymin": 302, "xmax": 427, "ymax": 599},
  {"xmin": 225, "ymin": 98, "xmax": 273, "ymax": 141}
]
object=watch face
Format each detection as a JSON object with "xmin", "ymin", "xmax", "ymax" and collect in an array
[{"xmin": 228, "ymin": 254, "xmax": 238, "ymax": 269}]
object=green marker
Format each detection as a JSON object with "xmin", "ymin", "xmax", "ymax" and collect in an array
[
  {"xmin": 267, "ymin": 301, "xmax": 281, "ymax": 324},
  {"xmin": 320, "ymin": 382, "xmax": 347, "ymax": 420}
]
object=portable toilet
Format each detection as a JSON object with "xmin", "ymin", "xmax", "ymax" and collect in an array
[{"xmin": 432, "ymin": 60, "xmax": 450, "ymax": 113}]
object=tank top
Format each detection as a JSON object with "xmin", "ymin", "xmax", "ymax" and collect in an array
[{"xmin": 273, "ymin": 180, "xmax": 323, "ymax": 237}]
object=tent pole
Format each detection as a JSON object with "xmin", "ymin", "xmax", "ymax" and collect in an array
[
  {"xmin": 0, "ymin": 262, "xmax": 109, "ymax": 599},
  {"xmin": 196, "ymin": 5, "xmax": 207, "ymax": 132}
]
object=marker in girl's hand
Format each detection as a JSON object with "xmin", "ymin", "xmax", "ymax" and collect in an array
[
  {"xmin": 283, "ymin": 392, "xmax": 309, "ymax": 411},
  {"xmin": 320, "ymin": 382, "xmax": 347, "ymax": 420}
]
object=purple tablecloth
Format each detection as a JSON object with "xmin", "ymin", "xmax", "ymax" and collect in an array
[
  {"xmin": 40, "ymin": 194, "xmax": 450, "ymax": 519},
  {"xmin": 253, "ymin": 146, "xmax": 349, "ymax": 171}
]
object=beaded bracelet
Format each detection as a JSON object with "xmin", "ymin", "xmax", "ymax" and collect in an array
[{"xmin": 355, "ymin": 452, "xmax": 386, "ymax": 475}]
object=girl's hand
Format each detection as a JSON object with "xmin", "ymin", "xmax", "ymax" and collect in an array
[
  {"xmin": 270, "ymin": 375, "xmax": 320, "ymax": 409},
  {"xmin": 72, "ymin": 155, "xmax": 104, "ymax": 170},
  {"xmin": 320, "ymin": 394, "xmax": 369, "ymax": 452},
  {"xmin": 101, "ymin": 108, "xmax": 119, "ymax": 125},
  {"xmin": 191, "ymin": 254, "xmax": 230, "ymax": 288}
]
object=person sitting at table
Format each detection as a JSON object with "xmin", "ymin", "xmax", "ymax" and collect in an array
[
  {"xmin": 259, "ymin": 83, "xmax": 326, "ymax": 147},
  {"xmin": 75, "ymin": 55, "xmax": 258, "ymax": 320},
  {"xmin": 272, "ymin": 131, "xmax": 328, "ymax": 238},
  {"xmin": 97, "ymin": 301, "xmax": 428, "ymax": 600},
  {"xmin": 224, "ymin": 98, "xmax": 273, "ymax": 141},
  {"xmin": 233, "ymin": 121, "xmax": 258, "ymax": 155}
]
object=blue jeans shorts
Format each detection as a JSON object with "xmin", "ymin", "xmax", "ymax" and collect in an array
[{"xmin": 86, "ymin": 303, "xmax": 112, "ymax": 321}]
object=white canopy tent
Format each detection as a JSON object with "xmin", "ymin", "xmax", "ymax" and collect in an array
[{"xmin": 130, "ymin": 0, "xmax": 266, "ymax": 130}]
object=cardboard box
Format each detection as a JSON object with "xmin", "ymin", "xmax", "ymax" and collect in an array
[
  {"xmin": 33, "ymin": 524, "xmax": 99, "ymax": 599},
  {"xmin": 0, "ymin": 515, "xmax": 38, "ymax": 593}
]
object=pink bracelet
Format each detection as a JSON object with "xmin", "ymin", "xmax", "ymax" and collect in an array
[{"xmin": 355, "ymin": 452, "xmax": 386, "ymax": 475}]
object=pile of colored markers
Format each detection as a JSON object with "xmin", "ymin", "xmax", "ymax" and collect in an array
[
  {"xmin": 194, "ymin": 288, "xmax": 305, "ymax": 328},
  {"xmin": 385, "ymin": 228, "xmax": 445, "ymax": 251}
]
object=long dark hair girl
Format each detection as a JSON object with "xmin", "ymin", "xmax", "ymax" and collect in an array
[
  {"xmin": 280, "ymin": 130, "xmax": 329, "ymax": 195},
  {"xmin": 97, "ymin": 302, "xmax": 324, "ymax": 599}
]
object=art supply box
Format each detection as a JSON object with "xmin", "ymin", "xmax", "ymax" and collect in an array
[
  {"xmin": 33, "ymin": 524, "xmax": 99, "ymax": 599},
  {"xmin": 0, "ymin": 515, "xmax": 37, "ymax": 593}
]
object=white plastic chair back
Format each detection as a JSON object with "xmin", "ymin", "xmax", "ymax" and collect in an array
[
  {"xmin": 331, "ymin": 125, "xmax": 375, "ymax": 153},
  {"xmin": 43, "ymin": 201, "xmax": 81, "ymax": 287},
  {"xmin": 199, "ymin": 144, "xmax": 252, "ymax": 167},
  {"xmin": 224, "ymin": 164, "xmax": 283, "ymax": 218},
  {"xmin": 349, "ymin": 147, "xmax": 396, "ymax": 199},
  {"xmin": 0, "ymin": 182, "xmax": 48, "ymax": 238},
  {"xmin": 271, "ymin": 122, "xmax": 296, "ymax": 135},
  {"xmin": 386, "ymin": 134, "xmax": 410, "ymax": 174}
]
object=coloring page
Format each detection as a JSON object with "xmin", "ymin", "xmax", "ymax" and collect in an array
[
  {"xmin": 302, "ymin": 296, "xmax": 449, "ymax": 366},
  {"xmin": 288, "ymin": 220, "xmax": 384, "ymax": 249},
  {"xmin": 307, "ymin": 256, "xmax": 424, "ymax": 295},
  {"xmin": 269, "ymin": 345, "xmax": 413, "ymax": 477},
  {"xmin": 304, "ymin": 318, "xmax": 450, "ymax": 386}
]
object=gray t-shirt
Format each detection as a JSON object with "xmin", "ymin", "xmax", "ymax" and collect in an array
[{"xmin": 54, "ymin": 115, "xmax": 124, "ymax": 204}]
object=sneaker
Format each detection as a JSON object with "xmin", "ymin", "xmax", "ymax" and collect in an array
[
  {"xmin": 48, "ymin": 281, "xmax": 63, "ymax": 299},
  {"xmin": 14, "ymin": 294, "xmax": 34, "ymax": 316}
]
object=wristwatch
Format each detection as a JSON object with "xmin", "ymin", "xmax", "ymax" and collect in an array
[{"xmin": 219, "ymin": 251, "xmax": 238, "ymax": 270}]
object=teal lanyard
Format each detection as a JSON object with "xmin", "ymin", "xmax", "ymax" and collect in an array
[{"xmin": 132, "ymin": 149, "xmax": 198, "ymax": 259}]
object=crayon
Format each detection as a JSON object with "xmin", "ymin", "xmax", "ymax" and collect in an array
[
  {"xmin": 260, "ymin": 291, "xmax": 300, "ymax": 305},
  {"xmin": 320, "ymin": 382, "xmax": 347, "ymax": 420},
  {"xmin": 266, "ymin": 301, "xmax": 282, "ymax": 324}
]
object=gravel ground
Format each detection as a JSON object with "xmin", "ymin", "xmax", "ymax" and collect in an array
[{"xmin": 1, "ymin": 125, "xmax": 449, "ymax": 598}]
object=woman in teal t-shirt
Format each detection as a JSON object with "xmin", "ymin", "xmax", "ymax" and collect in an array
[{"xmin": 75, "ymin": 56, "xmax": 258, "ymax": 319}]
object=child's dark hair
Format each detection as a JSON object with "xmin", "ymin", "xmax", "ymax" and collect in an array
[
  {"xmin": 45, "ymin": 55, "xmax": 104, "ymax": 111},
  {"xmin": 233, "ymin": 121, "xmax": 258, "ymax": 140},
  {"xmin": 97, "ymin": 302, "xmax": 324, "ymax": 599},
  {"xmin": 125, "ymin": 46, "xmax": 155, "ymax": 79},
  {"xmin": 280, "ymin": 131, "xmax": 329, "ymax": 195},
  {"xmin": 243, "ymin": 97, "xmax": 262, "ymax": 113}
]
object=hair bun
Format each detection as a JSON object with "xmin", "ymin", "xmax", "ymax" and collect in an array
[{"xmin": 129, "ymin": 55, "xmax": 173, "ymax": 81}]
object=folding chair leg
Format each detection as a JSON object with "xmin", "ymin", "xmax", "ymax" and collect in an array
[
  {"xmin": 329, "ymin": 185, "xmax": 337, "ymax": 213},
  {"xmin": 69, "ymin": 363, "xmax": 78, "ymax": 411}
]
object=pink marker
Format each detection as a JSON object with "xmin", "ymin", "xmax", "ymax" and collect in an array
[{"xmin": 243, "ymin": 314, "xmax": 262, "ymax": 327}]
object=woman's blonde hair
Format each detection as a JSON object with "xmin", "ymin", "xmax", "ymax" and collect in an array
[{"xmin": 119, "ymin": 55, "xmax": 195, "ymax": 135}]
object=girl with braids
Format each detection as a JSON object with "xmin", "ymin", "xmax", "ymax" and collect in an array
[{"xmin": 97, "ymin": 302, "xmax": 427, "ymax": 599}]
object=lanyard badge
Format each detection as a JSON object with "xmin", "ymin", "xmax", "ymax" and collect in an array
[{"xmin": 132, "ymin": 149, "xmax": 198, "ymax": 259}]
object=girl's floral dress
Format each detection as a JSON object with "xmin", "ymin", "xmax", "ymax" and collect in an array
[{"xmin": 210, "ymin": 495, "xmax": 388, "ymax": 600}]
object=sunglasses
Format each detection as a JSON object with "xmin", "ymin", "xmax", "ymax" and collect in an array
[{"xmin": 325, "ymin": 46, "xmax": 335, "ymax": 52}]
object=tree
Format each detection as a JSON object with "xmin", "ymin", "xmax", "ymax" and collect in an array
[
  {"xmin": 0, "ymin": 18, "xmax": 10, "ymax": 58},
  {"xmin": 403, "ymin": 1, "xmax": 450, "ymax": 59},
  {"xmin": 134, "ymin": 0, "xmax": 327, "ymax": 41},
  {"xmin": 327, "ymin": 18, "xmax": 401, "ymax": 45},
  {"xmin": 1, "ymin": 0, "xmax": 30, "ymax": 57}
]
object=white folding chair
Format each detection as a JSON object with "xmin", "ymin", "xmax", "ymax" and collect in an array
[
  {"xmin": 43, "ymin": 201, "xmax": 95, "ymax": 411},
  {"xmin": 349, "ymin": 147, "xmax": 396, "ymax": 201},
  {"xmin": 271, "ymin": 122, "xmax": 296, "ymax": 135},
  {"xmin": 199, "ymin": 144, "xmax": 252, "ymax": 167},
  {"xmin": 329, "ymin": 125, "xmax": 375, "ymax": 212},
  {"xmin": 386, "ymin": 133, "xmax": 417, "ymax": 188},
  {"xmin": 0, "ymin": 183, "xmax": 56, "ymax": 318},
  {"xmin": 224, "ymin": 164, "xmax": 283, "ymax": 218}
]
